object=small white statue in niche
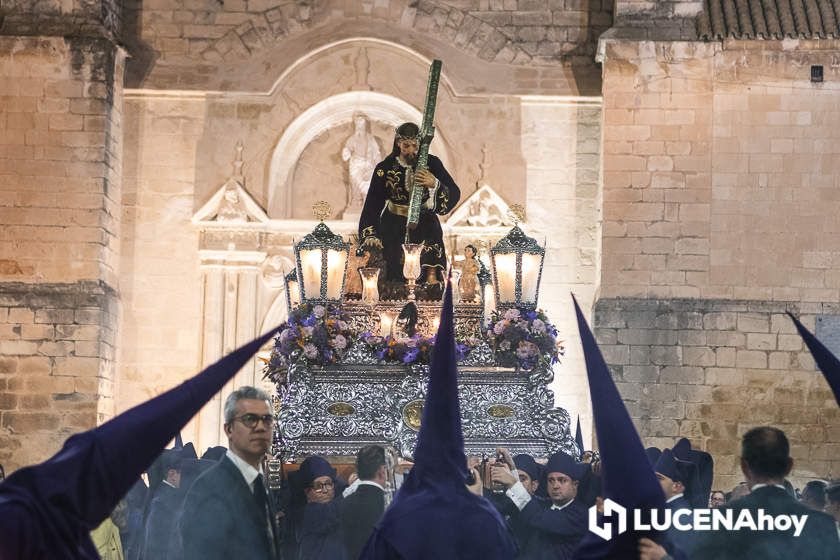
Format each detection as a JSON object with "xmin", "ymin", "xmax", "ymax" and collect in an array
[{"xmin": 341, "ymin": 113, "xmax": 381, "ymax": 216}]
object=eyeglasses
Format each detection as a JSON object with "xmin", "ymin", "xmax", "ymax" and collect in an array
[
  {"xmin": 311, "ymin": 481, "xmax": 334, "ymax": 492},
  {"xmin": 233, "ymin": 413, "xmax": 275, "ymax": 429}
]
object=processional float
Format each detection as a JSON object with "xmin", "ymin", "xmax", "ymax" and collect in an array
[{"xmin": 264, "ymin": 61, "xmax": 577, "ymax": 470}]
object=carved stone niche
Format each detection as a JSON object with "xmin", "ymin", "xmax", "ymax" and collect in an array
[{"xmin": 266, "ymin": 90, "xmax": 454, "ymax": 221}]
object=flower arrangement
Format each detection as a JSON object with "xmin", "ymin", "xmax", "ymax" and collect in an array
[
  {"xmin": 269, "ymin": 303, "xmax": 356, "ymax": 369},
  {"xmin": 485, "ymin": 308, "xmax": 563, "ymax": 371},
  {"xmin": 359, "ymin": 332, "xmax": 473, "ymax": 365}
]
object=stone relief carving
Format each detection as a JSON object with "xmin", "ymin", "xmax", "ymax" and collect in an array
[
  {"xmin": 447, "ymin": 184, "xmax": 515, "ymax": 229},
  {"xmin": 192, "ymin": 142, "xmax": 269, "ymax": 224}
]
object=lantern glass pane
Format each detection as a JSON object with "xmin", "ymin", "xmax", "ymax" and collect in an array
[
  {"xmin": 325, "ymin": 249, "xmax": 347, "ymax": 299},
  {"xmin": 300, "ymin": 248, "xmax": 322, "ymax": 299},
  {"xmin": 520, "ymin": 253, "xmax": 541, "ymax": 302},
  {"xmin": 288, "ymin": 280, "xmax": 300, "ymax": 306},
  {"xmin": 494, "ymin": 253, "xmax": 517, "ymax": 303}
]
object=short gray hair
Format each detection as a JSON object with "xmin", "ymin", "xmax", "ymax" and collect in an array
[{"xmin": 223, "ymin": 386, "xmax": 271, "ymax": 425}]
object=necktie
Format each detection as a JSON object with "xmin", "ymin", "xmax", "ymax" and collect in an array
[
  {"xmin": 254, "ymin": 474, "xmax": 278, "ymax": 557},
  {"xmin": 254, "ymin": 473, "xmax": 267, "ymax": 515}
]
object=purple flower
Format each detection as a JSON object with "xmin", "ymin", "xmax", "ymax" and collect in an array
[
  {"xmin": 279, "ymin": 328, "xmax": 296, "ymax": 344},
  {"xmin": 402, "ymin": 347, "xmax": 420, "ymax": 364},
  {"xmin": 532, "ymin": 319, "xmax": 546, "ymax": 333},
  {"xmin": 301, "ymin": 326, "xmax": 314, "ymax": 337},
  {"xmin": 332, "ymin": 334, "xmax": 347, "ymax": 349},
  {"xmin": 313, "ymin": 305, "xmax": 326, "ymax": 318},
  {"xmin": 493, "ymin": 321, "xmax": 507, "ymax": 335},
  {"xmin": 303, "ymin": 343, "xmax": 318, "ymax": 360},
  {"xmin": 503, "ymin": 308, "xmax": 520, "ymax": 321}
]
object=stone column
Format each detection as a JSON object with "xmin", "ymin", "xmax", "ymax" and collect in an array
[{"xmin": 195, "ymin": 248, "xmax": 266, "ymax": 452}]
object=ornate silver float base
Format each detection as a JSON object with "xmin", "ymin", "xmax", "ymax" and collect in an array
[{"xmin": 274, "ymin": 351, "xmax": 577, "ymax": 460}]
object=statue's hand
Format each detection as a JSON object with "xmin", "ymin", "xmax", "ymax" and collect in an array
[
  {"xmin": 363, "ymin": 236, "xmax": 383, "ymax": 249},
  {"xmin": 416, "ymin": 169, "xmax": 436, "ymax": 189}
]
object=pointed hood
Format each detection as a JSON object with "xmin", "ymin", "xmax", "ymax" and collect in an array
[
  {"xmin": 0, "ymin": 326, "xmax": 280, "ymax": 559},
  {"xmin": 654, "ymin": 449, "xmax": 695, "ymax": 486},
  {"xmin": 673, "ymin": 438, "xmax": 713, "ymax": 509},
  {"xmin": 571, "ymin": 295, "xmax": 668, "ymax": 559},
  {"xmin": 407, "ymin": 275, "xmax": 467, "ymax": 484},
  {"xmin": 788, "ymin": 312, "xmax": 840, "ymax": 406},
  {"xmin": 575, "ymin": 416, "xmax": 585, "ymax": 459},
  {"xmin": 360, "ymin": 279, "xmax": 517, "ymax": 560}
]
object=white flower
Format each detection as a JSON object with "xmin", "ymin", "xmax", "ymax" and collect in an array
[
  {"xmin": 313, "ymin": 305, "xmax": 326, "ymax": 318},
  {"xmin": 493, "ymin": 321, "xmax": 506, "ymax": 335},
  {"xmin": 504, "ymin": 308, "xmax": 520, "ymax": 320}
]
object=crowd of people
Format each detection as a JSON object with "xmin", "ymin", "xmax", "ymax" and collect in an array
[
  {"xmin": 72, "ymin": 397, "xmax": 838, "ymax": 560},
  {"xmin": 1, "ymin": 281, "xmax": 839, "ymax": 559}
]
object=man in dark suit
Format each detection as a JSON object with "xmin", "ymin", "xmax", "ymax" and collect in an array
[
  {"xmin": 341, "ymin": 445, "xmax": 387, "ymax": 559},
  {"xmin": 492, "ymin": 451, "xmax": 589, "ymax": 559},
  {"xmin": 179, "ymin": 386, "xmax": 280, "ymax": 560},
  {"xmin": 142, "ymin": 449, "xmax": 185, "ymax": 559},
  {"xmin": 646, "ymin": 447, "xmax": 697, "ymax": 558},
  {"xmin": 691, "ymin": 427, "xmax": 839, "ymax": 559}
]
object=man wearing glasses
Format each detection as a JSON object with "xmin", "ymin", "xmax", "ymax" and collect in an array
[
  {"xmin": 180, "ymin": 386, "xmax": 280, "ymax": 560},
  {"xmin": 296, "ymin": 456, "xmax": 347, "ymax": 559}
]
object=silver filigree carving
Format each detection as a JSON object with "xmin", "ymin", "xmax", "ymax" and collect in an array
[{"xmin": 274, "ymin": 360, "xmax": 576, "ymax": 460}]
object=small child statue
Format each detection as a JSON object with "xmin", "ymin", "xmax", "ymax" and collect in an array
[{"xmin": 459, "ymin": 244, "xmax": 480, "ymax": 302}]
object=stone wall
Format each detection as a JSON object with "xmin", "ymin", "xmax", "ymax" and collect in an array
[
  {"xmin": 0, "ymin": 35, "xmax": 124, "ymax": 471},
  {"xmin": 595, "ymin": 298, "xmax": 840, "ymax": 490},
  {"xmin": 610, "ymin": 0, "xmax": 701, "ymax": 39},
  {"xmin": 123, "ymin": 0, "xmax": 612, "ymax": 79},
  {"xmin": 598, "ymin": 38, "xmax": 840, "ymax": 488}
]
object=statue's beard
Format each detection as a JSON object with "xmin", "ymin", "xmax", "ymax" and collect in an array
[{"xmin": 403, "ymin": 153, "xmax": 417, "ymax": 166}]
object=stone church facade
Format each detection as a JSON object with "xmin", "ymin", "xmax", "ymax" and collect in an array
[{"xmin": 0, "ymin": 0, "xmax": 837, "ymax": 489}]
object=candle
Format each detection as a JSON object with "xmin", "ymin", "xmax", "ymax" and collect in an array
[
  {"xmin": 402, "ymin": 243, "xmax": 423, "ymax": 280},
  {"xmin": 483, "ymin": 283, "xmax": 495, "ymax": 327},
  {"xmin": 325, "ymin": 248, "xmax": 346, "ymax": 299},
  {"xmin": 380, "ymin": 310, "xmax": 398, "ymax": 337},
  {"xmin": 520, "ymin": 253, "xmax": 541, "ymax": 303},
  {"xmin": 288, "ymin": 279, "xmax": 301, "ymax": 307},
  {"xmin": 450, "ymin": 268, "xmax": 462, "ymax": 304},
  {"xmin": 300, "ymin": 248, "xmax": 322, "ymax": 299},
  {"xmin": 360, "ymin": 267, "xmax": 380, "ymax": 306},
  {"xmin": 494, "ymin": 253, "xmax": 516, "ymax": 304},
  {"xmin": 431, "ymin": 316, "xmax": 441, "ymax": 334}
]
